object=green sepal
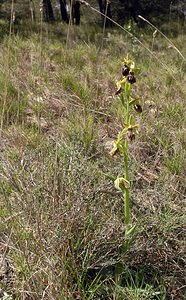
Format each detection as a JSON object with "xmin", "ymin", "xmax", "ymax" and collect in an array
[
  {"xmin": 129, "ymin": 99, "xmax": 136, "ymax": 106},
  {"xmin": 125, "ymin": 224, "xmax": 136, "ymax": 237}
]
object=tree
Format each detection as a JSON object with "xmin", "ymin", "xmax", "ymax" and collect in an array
[
  {"xmin": 59, "ymin": 0, "xmax": 69, "ymax": 23},
  {"xmin": 98, "ymin": 0, "xmax": 113, "ymax": 27},
  {"xmin": 42, "ymin": 0, "xmax": 55, "ymax": 22},
  {"xmin": 114, "ymin": 0, "xmax": 176, "ymax": 24},
  {"xmin": 59, "ymin": 0, "xmax": 80, "ymax": 25},
  {"xmin": 73, "ymin": 1, "xmax": 80, "ymax": 25}
]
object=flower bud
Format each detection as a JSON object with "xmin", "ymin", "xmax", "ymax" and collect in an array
[
  {"xmin": 110, "ymin": 142, "xmax": 119, "ymax": 156},
  {"xmin": 114, "ymin": 177, "xmax": 130, "ymax": 190}
]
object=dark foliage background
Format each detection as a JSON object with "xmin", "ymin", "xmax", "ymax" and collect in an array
[{"xmin": 0, "ymin": 0, "xmax": 185, "ymax": 26}]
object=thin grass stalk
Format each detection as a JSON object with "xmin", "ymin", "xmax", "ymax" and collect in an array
[
  {"xmin": 64, "ymin": 1, "xmax": 73, "ymax": 66},
  {"xmin": 0, "ymin": 0, "xmax": 14, "ymax": 137},
  {"xmin": 81, "ymin": 0, "xmax": 184, "ymax": 82},
  {"xmin": 90, "ymin": 1, "xmax": 109, "ymax": 145},
  {"xmin": 138, "ymin": 15, "xmax": 186, "ymax": 62}
]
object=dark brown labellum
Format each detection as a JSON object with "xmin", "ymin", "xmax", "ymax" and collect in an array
[
  {"xmin": 134, "ymin": 104, "xmax": 142, "ymax": 113},
  {"xmin": 127, "ymin": 74, "xmax": 136, "ymax": 84},
  {"xmin": 122, "ymin": 65, "xmax": 130, "ymax": 76}
]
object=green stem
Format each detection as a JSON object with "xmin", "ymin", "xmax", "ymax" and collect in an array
[
  {"xmin": 122, "ymin": 83, "xmax": 131, "ymax": 229},
  {"xmin": 123, "ymin": 140, "xmax": 130, "ymax": 226},
  {"xmin": 125, "ymin": 83, "xmax": 130, "ymax": 124}
]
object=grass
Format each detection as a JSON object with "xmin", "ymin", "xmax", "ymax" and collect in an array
[{"xmin": 0, "ymin": 12, "xmax": 186, "ymax": 300}]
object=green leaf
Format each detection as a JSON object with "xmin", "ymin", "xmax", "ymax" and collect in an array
[{"xmin": 101, "ymin": 172, "xmax": 115, "ymax": 183}]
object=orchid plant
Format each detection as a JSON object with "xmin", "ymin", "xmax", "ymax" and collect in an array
[{"xmin": 110, "ymin": 57, "xmax": 142, "ymax": 249}]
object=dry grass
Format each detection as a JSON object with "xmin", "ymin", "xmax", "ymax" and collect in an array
[{"xmin": 0, "ymin": 18, "xmax": 186, "ymax": 300}]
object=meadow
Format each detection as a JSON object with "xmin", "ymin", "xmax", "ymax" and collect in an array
[{"xmin": 0, "ymin": 6, "xmax": 186, "ymax": 300}]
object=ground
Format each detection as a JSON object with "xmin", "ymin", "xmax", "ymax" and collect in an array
[{"xmin": 0, "ymin": 9, "xmax": 186, "ymax": 300}]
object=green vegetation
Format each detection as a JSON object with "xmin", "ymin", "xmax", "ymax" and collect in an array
[{"xmin": 0, "ymin": 7, "xmax": 186, "ymax": 300}]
